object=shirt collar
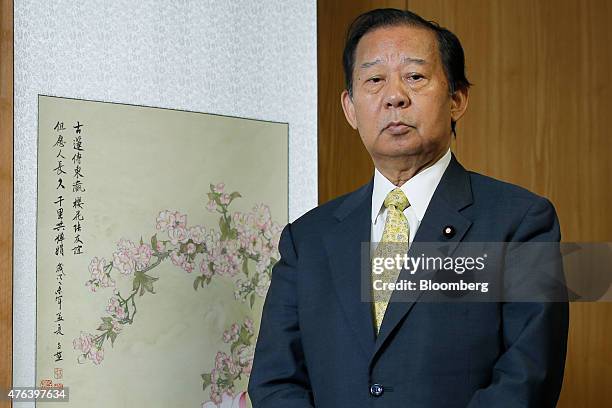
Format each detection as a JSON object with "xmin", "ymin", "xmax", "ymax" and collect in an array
[{"xmin": 371, "ymin": 148, "xmax": 452, "ymax": 223}]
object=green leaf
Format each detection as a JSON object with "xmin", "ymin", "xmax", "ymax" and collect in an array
[
  {"xmin": 143, "ymin": 280, "xmax": 155, "ymax": 294},
  {"xmin": 151, "ymin": 234, "xmax": 158, "ymax": 251},
  {"xmin": 228, "ymin": 228, "xmax": 237, "ymax": 239},
  {"xmin": 242, "ymin": 258, "xmax": 249, "ymax": 276},
  {"xmin": 219, "ymin": 218, "xmax": 229, "ymax": 240},
  {"xmin": 229, "ymin": 191, "xmax": 241, "ymax": 201},
  {"xmin": 133, "ymin": 275, "xmax": 141, "ymax": 292},
  {"xmin": 109, "ymin": 331, "xmax": 118, "ymax": 346},
  {"xmin": 250, "ymin": 292, "xmax": 256, "ymax": 308},
  {"xmin": 98, "ymin": 318, "xmax": 113, "ymax": 331},
  {"xmin": 134, "ymin": 271, "xmax": 158, "ymax": 296},
  {"xmin": 193, "ymin": 276, "xmax": 201, "ymax": 291},
  {"xmin": 201, "ymin": 373, "xmax": 212, "ymax": 390},
  {"xmin": 239, "ymin": 326, "xmax": 252, "ymax": 345},
  {"xmin": 140, "ymin": 236, "xmax": 144, "ymax": 246}
]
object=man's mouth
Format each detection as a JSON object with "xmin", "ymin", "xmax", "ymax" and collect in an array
[{"xmin": 383, "ymin": 121, "xmax": 413, "ymax": 135}]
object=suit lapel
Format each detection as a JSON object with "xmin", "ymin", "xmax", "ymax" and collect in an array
[
  {"xmin": 323, "ymin": 179, "xmax": 376, "ymax": 357},
  {"xmin": 371, "ymin": 154, "xmax": 474, "ymax": 362}
]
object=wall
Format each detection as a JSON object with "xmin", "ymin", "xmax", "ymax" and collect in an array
[{"xmin": 10, "ymin": 0, "xmax": 318, "ymax": 401}]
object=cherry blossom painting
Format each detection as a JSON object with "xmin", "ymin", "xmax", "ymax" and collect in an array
[{"xmin": 36, "ymin": 95, "xmax": 288, "ymax": 408}]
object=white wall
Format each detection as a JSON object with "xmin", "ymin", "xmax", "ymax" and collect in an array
[{"xmin": 13, "ymin": 0, "xmax": 317, "ymax": 397}]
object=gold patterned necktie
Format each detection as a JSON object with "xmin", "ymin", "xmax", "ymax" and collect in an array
[{"xmin": 372, "ymin": 187, "xmax": 410, "ymax": 334}]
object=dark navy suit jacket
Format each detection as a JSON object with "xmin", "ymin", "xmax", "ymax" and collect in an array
[{"xmin": 248, "ymin": 154, "xmax": 569, "ymax": 407}]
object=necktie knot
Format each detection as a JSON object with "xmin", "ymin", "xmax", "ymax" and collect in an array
[{"xmin": 384, "ymin": 188, "xmax": 409, "ymax": 212}]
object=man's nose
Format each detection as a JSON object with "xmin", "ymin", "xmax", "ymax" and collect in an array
[{"xmin": 384, "ymin": 77, "xmax": 410, "ymax": 109}]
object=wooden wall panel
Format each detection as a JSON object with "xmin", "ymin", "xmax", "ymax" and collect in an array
[
  {"xmin": 319, "ymin": 0, "xmax": 612, "ymax": 406},
  {"xmin": 0, "ymin": 0, "xmax": 12, "ymax": 406},
  {"xmin": 317, "ymin": 0, "xmax": 407, "ymax": 204},
  {"xmin": 405, "ymin": 2, "xmax": 612, "ymax": 406}
]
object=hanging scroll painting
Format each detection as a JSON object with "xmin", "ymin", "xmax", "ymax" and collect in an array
[{"xmin": 36, "ymin": 95, "xmax": 288, "ymax": 407}]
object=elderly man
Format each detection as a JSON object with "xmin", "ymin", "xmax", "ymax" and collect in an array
[{"xmin": 248, "ymin": 8, "xmax": 568, "ymax": 408}]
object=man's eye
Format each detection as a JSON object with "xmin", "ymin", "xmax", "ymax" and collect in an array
[
  {"xmin": 407, "ymin": 74, "xmax": 424, "ymax": 81},
  {"xmin": 368, "ymin": 77, "xmax": 383, "ymax": 84}
]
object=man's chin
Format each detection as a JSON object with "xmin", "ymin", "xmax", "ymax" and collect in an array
[
  {"xmin": 372, "ymin": 143, "xmax": 423, "ymax": 159},
  {"xmin": 372, "ymin": 150, "xmax": 422, "ymax": 162}
]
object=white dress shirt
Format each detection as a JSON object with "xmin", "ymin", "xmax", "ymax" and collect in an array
[{"xmin": 371, "ymin": 148, "xmax": 452, "ymax": 250}]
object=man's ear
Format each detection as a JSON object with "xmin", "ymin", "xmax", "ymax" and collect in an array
[
  {"xmin": 450, "ymin": 87, "xmax": 469, "ymax": 123},
  {"xmin": 341, "ymin": 89, "xmax": 358, "ymax": 130}
]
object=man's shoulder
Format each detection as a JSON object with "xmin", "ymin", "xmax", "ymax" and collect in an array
[
  {"xmin": 465, "ymin": 169, "xmax": 556, "ymax": 215},
  {"xmin": 289, "ymin": 182, "xmax": 370, "ymax": 236}
]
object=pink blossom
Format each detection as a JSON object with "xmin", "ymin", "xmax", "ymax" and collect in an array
[
  {"xmin": 244, "ymin": 318, "xmax": 254, "ymax": 333},
  {"xmin": 222, "ymin": 329, "xmax": 234, "ymax": 344},
  {"xmin": 106, "ymin": 297, "xmax": 126, "ymax": 320},
  {"xmin": 200, "ymin": 257, "xmax": 214, "ymax": 278},
  {"xmin": 111, "ymin": 319, "xmax": 123, "ymax": 333},
  {"xmin": 255, "ymin": 272, "xmax": 271, "ymax": 297},
  {"xmin": 186, "ymin": 243, "xmax": 197, "ymax": 254},
  {"xmin": 199, "ymin": 230, "xmax": 225, "ymax": 277},
  {"xmin": 156, "ymin": 210, "xmax": 187, "ymax": 232},
  {"xmin": 255, "ymin": 253, "xmax": 271, "ymax": 274},
  {"xmin": 227, "ymin": 359, "xmax": 240, "ymax": 376},
  {"xmin": 215, "ymin": 351, "xmax": 229, "ymax": 370},
  {"xmin": 170, "ymin": 250, "xmax": 195, "ymax": 273},
  {"xmin": 209, "ymin": 383, "xmax": 222, "ymax": 406},
  {"xmin": 220, "ymin": 193, "xmax": 231, "ymax": 205},
  {"xmin": 89, "ymin": 257, "xmax": 106, "ymax": 280},
  {"xmin": 217, "ymin": 252, "xmax": 241, "ymax": 277},
  {"xmin": 234, "ymin": 279, "xmax": 252, "ymax": 302},
  {"xmin": 87, "ymin": 257, "xmax": 115, "ymax": 291},
  {"xmin": 242, "ymin": 361, "xmax": 252, "ymax": 376},
  {"xmin": 156, "ymin": 241, "xmax": 165, "ymax": 252},
  {"xmin": 231, "ymin": 211, "xmax": 243, "ymax": 225},
  {"xmin": 73, "ymin": 331, "xmax": 94, "ymax": 354},
  {"xmin": 190, "ymin": 225, "xmax": 206, "ymax": 244},
  {"xmin": 202, "ymin": 391, "xmax": 247, "ymax": 408},
  {"xmin": 113, "ymin": 239, "xmax": 137, "ymax": 276},
  {"xmin": 206, "ymin": 200, "xmax": 218, "ymax": 212},
  {"xmin": 212, "ymin": 182, "xmax": 225, "ymax": 193},
  {"xmin": 168, "ymin": 226, "xmax": 188, "ymax": 245},
  {"xmin": 170, "ymin": 251, "xmax": 186, "ymax": 267},
  {"xmin": 252, "ymin": 204, "xmax": 272, "ymax": 230},
  {"xmin": 269, "ymin": 223, "xmax": 282, "ymax": 251},
  {"xmin": 210, "ymin": 239, "xmax": 241, "ymax": 277},
  {"xmin": 222, "ymin": 324, "xmax": 239, "ymax": 343},
  {"xmin": 237, "ymin": 345, "xmax": 255, "ymax": 373},
  {"xmin": 210, "ymin": 367, "xmax": 219, "ymax": 385},
  {"xmin": 182, "ymin": 260, "xmax": 195, "ymax": 273},
  {"xmin": 244, "ymin": 234, "xmax": 264, "ymax": 257},
  {"xmin": 156, "ymin": 210, "xmax": 173, "ymax": 231},
  {"xmin": 85, "ymin": 281, "xmax": 98, "ymax": 292},
  {"xmin": 89, "ymin": 347, "xmax": 104, "ymax": 365},
  {"xmin": 133, "ymin": 243, "xmax": 153, "ymax": 269}
]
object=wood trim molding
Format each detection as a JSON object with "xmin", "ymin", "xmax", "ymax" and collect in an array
[{"xmin": 0, "ymin": 0, "xmax": 13, "ymax": 406}]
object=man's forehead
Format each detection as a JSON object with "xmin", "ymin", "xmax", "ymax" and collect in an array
[
  {"xmin": 359, "ymin": 56, "xmax": 427, "ymax": 69},
  {"xmin": 355, "ymin": 25, "xmax": 438, "ymax": 65}
]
